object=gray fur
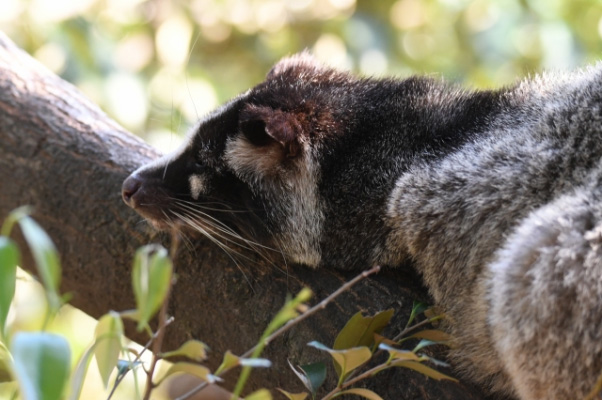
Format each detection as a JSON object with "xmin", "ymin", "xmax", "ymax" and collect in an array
[{"xmin": 123, "ymin": 55, "xmax": 602, "ymax": 399}]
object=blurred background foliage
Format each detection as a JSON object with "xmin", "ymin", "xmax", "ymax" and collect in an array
[
  {"xmin": 1, "ymin": 0, "xmax": 602, "ymax": 152},
  {"xmin": 0, "ymin": 2, "xmax": 601, "ymax": 399}
]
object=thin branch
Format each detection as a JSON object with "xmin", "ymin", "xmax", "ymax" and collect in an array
[
  {"xmin": 142, "ymin": 278, "xmax": 174, "ymax": 400},
  {"xmin": 392, "ymin": 315, "xmax": 443, "ymax": 343}
]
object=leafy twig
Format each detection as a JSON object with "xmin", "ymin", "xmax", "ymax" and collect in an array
[{"xmin": 175, "ymin": 265, "xmax": 382, "ymax": 400}]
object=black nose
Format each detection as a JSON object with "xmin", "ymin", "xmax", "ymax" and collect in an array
[{"xmin": 122, "ymin": 174, "xmax": 142, "ymax": 207}]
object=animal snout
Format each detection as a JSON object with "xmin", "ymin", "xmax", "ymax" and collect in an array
[{"xmin": 122, "ymin": 174, "xmax": 142, "ymax": 207}]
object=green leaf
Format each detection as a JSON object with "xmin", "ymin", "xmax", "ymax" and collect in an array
[
  {"xmin": 333, "ymin": 309, "xmax": 394, "ymax": 351},
  {"xmin": 307, "ymin": 341, "xmax": 371, "ymax": 383},
  {"xmin": 245, "ymin": 388, "xmax": 272, "ymax": 400},
  {"xmin": 265, "ymin": 288, "xmax": 312, "ymax": 336},
  {"xmin": 11, "ymin": 332, "xmax": 71, "ymax": 400},
  {"xmin": 408, "ymin": 330, "xmax": 452, "ymax": 343},
  {"xmin": 17, "ymin": 217, "xmax": 62, "ymax": 312},
  {"xmin": 94, "ymin": 312, "xmax": 123, "ymax": 388},
  {"xmin": 131, "ymin": 244, "xmax": 173, "ymax": 331},
  {"xmin": 406, "ymin": 301, "xmax": 428, "ymax": 328},
  {"xmin": 214, "ymin": 350, "xmax": 271, "ymax": 375},
  {"xmin": 288, "ymin": 360, "xmax": 326, "ymax": 395},
  {"xmin": 160, "ymin": 339, "xmax": 209, "ymax": 362},
  {"xmin": 0, "ymin": 237, "xmax": 19, "ymax": 336},
  {"xmin": 276, "ymin": 389, "xmax": 308, "ymax": 400},
  {"xmin": 391, "ymin": 360, "xmax": 458, "ymax": 382},
  {"xmin": 412, "ymin": 339, "xmax": 438, "ymax": 353},
  {"xmin": 335, "ymin": 388, "xmax": 384, "ymax": 400},
  {"xmin": 155, "ymin": 362, "xmax": 216, "ymax": 386}
]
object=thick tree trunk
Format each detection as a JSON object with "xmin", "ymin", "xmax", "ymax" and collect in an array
[{"xmin": 0, "ymin": 32, "xmax": 486, "ymax": 399}]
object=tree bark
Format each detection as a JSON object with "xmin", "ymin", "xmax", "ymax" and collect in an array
[{"xmin": 0, "ymin": 32, "xmax": 486, "ymax": 399}]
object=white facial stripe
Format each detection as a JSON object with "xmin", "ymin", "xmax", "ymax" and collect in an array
[
  {"xmin": 225, "ymin": 133, "xmax": 323, "ymax": 267},
  {"xmin": 224, "ymin": 135, "xmax": 284, "ymax": 179},
  {"xmin": 189, "ymin": 174, "xmax": 206, "ymax": 200}
]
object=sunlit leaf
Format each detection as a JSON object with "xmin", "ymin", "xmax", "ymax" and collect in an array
[
  {"xmin": 287, "ymin": 360, "xmax": 326, "ymax": 395},
  {"xmin": 0, "ymin": 341, "xmax": 12, "ymax": 383},
  {"xmin": 0, "ymin": 237, "xmax": 19, "ymax": 336},
  {"xmin": 334, "ymin": 309, "xmax": 394, "ymax": 351},
  {"xmin": 373, "ymin": 333, "xmax": 396, "ymax": 349},
  {"xmin": 378, "ymin": 343, "xmax": 420, "ymax": 362},
  {"xmin": 391, "ymin": 360, "xmax": 457, "ymax": 382},
  {"xmin": 277, "ymin": 388, "xmax": 308, "ymax": 400},
  {"xmin": 160, "ymin": 339, "xmax": 209, "ymax": 362},
  {"xmin": 17, "ymin": 216, "xmax": 62, "ymax": 312},
  {"xmin": 11, "ymin": 332, "xmax": 71, "ymax": 400},
  {"xmin": 307, "ymin": 341, "xmax": 371, "ymax": 383},
  {"xmin": 94, "ymin": 312, "xmax": 123, "ymax": 388},
  {"xmin": 265, "ymin": 288, "xmax": 312, "ymax": 335},
  {"xmin": 335, "ymin": 388, "xmax": 384, "ymax": 400},
  {"xmin": 131, "ymin": 244, "xmax": 173, "ymax": 331},
  {"xmin": 239, "ymin": 358, "xmax": 271, "ymax": 368},
  {"xmin": 155, "ymin": 362, "xmax": 216, "ymax": 385},
  {"xmin": 68, "ymin": 342, "xmax": 98, "ymax": 400},
  {"xmin": 408, "ymin": 330, "xmax": 452, "ymax": 343},
  {"xmin": 245, "ymin": 388, "xmax": 272, "ymax": 400},
  {"xmin": 215, "ymin": 350, "xmax": 241, "ymax": 375}
]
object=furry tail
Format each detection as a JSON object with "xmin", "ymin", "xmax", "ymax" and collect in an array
[{"xmin": 488, "ymin": 186, "xmax": 602, "ymax": 400}]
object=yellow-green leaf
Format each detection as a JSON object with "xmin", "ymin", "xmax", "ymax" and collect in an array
[
  {"xmin": 378, "ymin": 343, "xmax": 421, "ymax": 362},
  {"xmin": 391, "ymin": 360, "xmax": 458, "ymax": 382},
  {"xmin": 155, "ymin": 362, "xmax": 215, "ymax": 385},
  {"xmin": 94, "ymin": 312, "xmax": 123, "ymax": 388},
  {"xmin": 335, "ymin": 388, "xmax": 383, "ymax": 400},
  {"xmin": 0, "ymin": 237, "xmax": 19, "ymax": 336},
  {"xmin": 69, "ymin": 342, "xmax": 99, "ymax": 400},
  {"xmin": 160, "ymin": 340, "xmax": 209, "ymax": 362},
  {"xmin": 131, "ymin": 244, "xmax": 173, "ymax": 331},
  {"xmin": 334, "ymin": 309, "xmax": 394, "ymax": 351},
  {"xmin": 245, "ymin": 388, "xmax": 272, "ymax": 400},
  {"xmin": 408, "ymin": 330, "xmax": 452, "ymax": 343},
  {"xmin": 277, "ymin": 389, "xmax": 308, "ymax": 400},
  {"xmin": 0, "ymin": 341, "xmax": 12, "ymax": 383},
  {"xmin": 215, "ymin": 350, "xmax": 241, "ymax": 375},
  {"xmin": 308, "ymin": 341, "xmax": 371, "ymax": 382},
  {"xmin": 373, "ymin": 333, "xmax": 396, "ymax": 349}
]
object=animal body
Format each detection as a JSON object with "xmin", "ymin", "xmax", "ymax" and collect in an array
[{"xmin": 122, "ymin": 54, "xmax": 602, "ymax": 399}]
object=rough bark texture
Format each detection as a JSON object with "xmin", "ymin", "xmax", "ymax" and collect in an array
[{"xmin": 0, "ymin": 32, "xmax": 487, "ymax": 399}]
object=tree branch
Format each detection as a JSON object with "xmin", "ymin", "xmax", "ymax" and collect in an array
[{"xmin": 0, "ymin": 32, "xmax": 486, "ymax": 399}]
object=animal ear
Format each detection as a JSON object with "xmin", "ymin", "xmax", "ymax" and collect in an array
[
  {"xmin": 267, "ymin": 51, "xmax": 324, "ymax": 80},
  {"xmin": 239, "ymin": 104, "xmax": 302, "ymax": 158}
]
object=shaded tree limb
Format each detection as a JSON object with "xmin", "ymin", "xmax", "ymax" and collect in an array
[{"xmin": 0, "ymin": 32, "xmax": 486, "ymax": 399}]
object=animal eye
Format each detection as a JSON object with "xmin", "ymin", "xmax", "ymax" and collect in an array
[{"xmin": 190, "ymin": 159, "xmax": 204, "ymax": 171}]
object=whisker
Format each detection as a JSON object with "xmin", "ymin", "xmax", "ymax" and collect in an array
[
  {"xmin": 169, "ymin": 200, "xmax": 288, "ymax": 275},
  {"xmin": 171, "ymin": 210, "xmax": 255, "ymax": 291},
  {"xmin": 174, "ymin": 200, "xmax": 279, "ymax": 253}
]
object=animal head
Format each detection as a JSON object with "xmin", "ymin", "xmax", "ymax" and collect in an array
[{"xmin": 122, "ymin": 54, "xmax": 356, "ymax": 267}]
